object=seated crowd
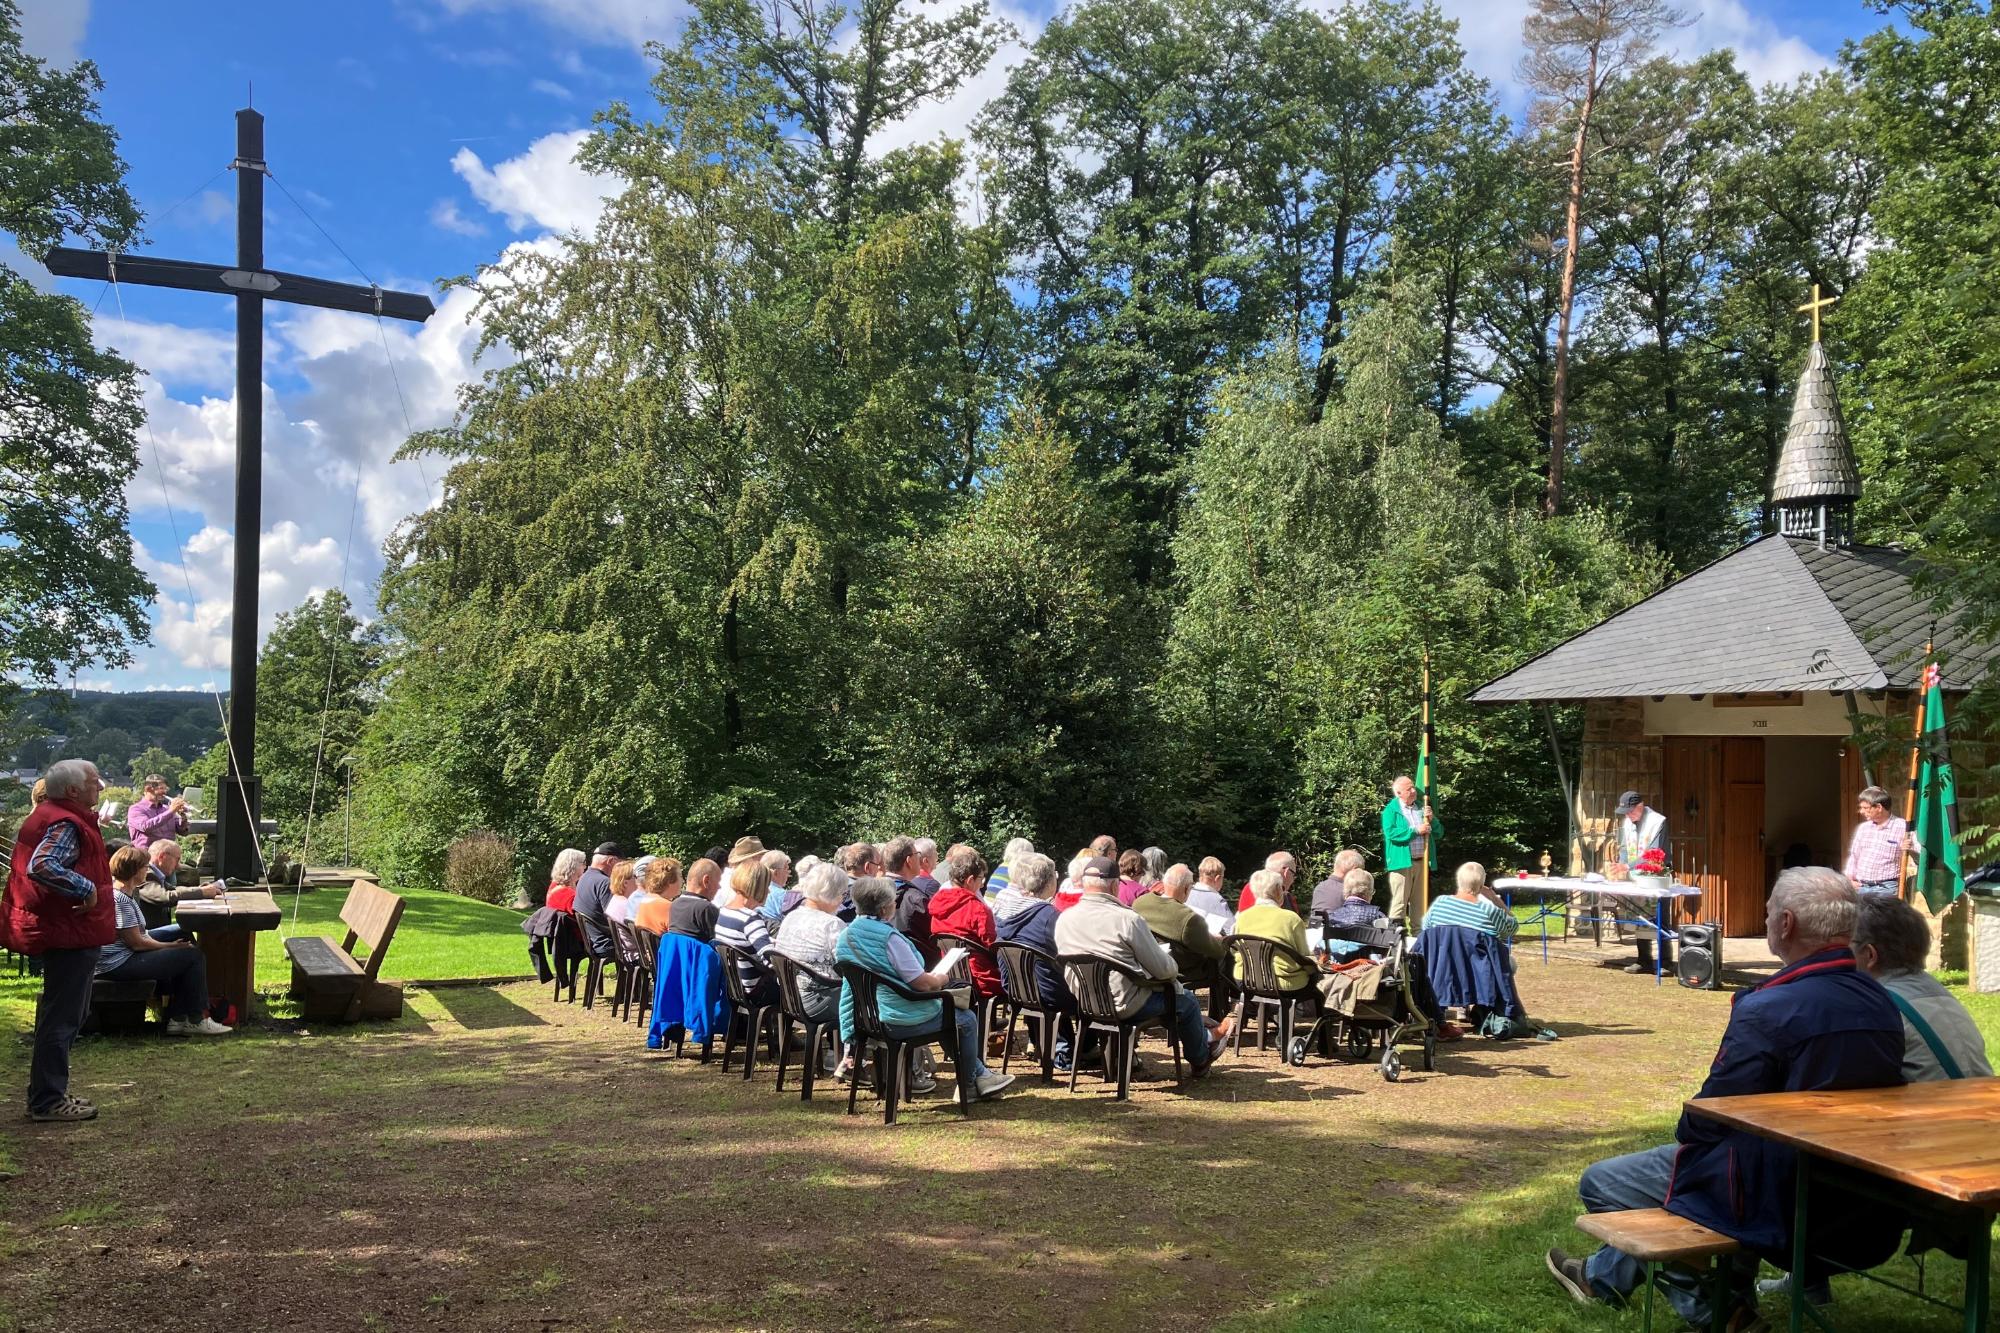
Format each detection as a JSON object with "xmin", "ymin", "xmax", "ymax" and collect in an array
[{"xmin": 537, "ymin": 828, "xmax": 1577, "ymax": 1101}]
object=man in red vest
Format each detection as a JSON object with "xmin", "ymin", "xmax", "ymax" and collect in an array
[{"xmin": 4, "ymin": 759, "xmax": 114, "ymax": 1122}]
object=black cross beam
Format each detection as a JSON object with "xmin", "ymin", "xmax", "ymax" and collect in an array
[{"xmin": 44, "ymin": 108, "xmax": 435, "ymax": 882}]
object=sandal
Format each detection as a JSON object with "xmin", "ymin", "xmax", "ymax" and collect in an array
[{"xmin": 29, "ymin": 1095, "xmax": 97, "ymax": 1123}]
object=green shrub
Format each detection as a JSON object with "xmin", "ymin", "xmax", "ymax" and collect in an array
[{"xmin": 444, "ymin": 828, "xmax": 518, "ymax": 904}]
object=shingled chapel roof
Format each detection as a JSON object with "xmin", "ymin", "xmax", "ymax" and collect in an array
[
  {"xmin": 1469, "ymin": 535, "xmax": 1995, "ymax": 702},
  {"xmin": 1771, "ymin": 340, "xmax": 1861, "ymax": 505}
]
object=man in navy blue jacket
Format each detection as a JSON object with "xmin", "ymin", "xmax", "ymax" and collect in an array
[{"xmin": 1546, "ymin": 866, "xmax": 1904, "ymax": 1328}]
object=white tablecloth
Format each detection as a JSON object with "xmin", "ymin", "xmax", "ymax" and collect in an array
[{"xmin": 1493, "ymin": 876, "xmax": 1701, "ymax": 901}]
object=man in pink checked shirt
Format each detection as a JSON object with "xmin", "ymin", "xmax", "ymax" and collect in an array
[
  {"xmin": 1844, "ymin": 784, "xmax": 1910, "ymax": 897},
  {"xmin": 125, "ymin": 775, "xmax": 188, "ymax": 851}
]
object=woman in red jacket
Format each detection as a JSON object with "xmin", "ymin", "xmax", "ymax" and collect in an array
[
  {"xmin": 3, "ymin": 759, "xmax": 116, "ymax": 1123},
  {"xmin": 925, "ymin": 846, "xmax": 1005, "ymax": 1000}
]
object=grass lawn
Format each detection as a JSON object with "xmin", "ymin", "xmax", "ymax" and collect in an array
[
  {"xmin": 1, "ymin": 937, "xmax": 1996, "ymax": 1331},
  {"xmin": 253, "ymin": 885, "xmax": 531, "ymax": 991}
]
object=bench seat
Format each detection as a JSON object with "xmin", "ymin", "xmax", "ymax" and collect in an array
[
  {"xmin": 1574, "ymin": 1207, "xmax": 1739, "ymax": 1333},
  {"xmin": 284, "ymin": 934, "xmax": 366, "ymax": 983},
  {"xmin": 84, "ymin": 978, "xmax": 158, "ymax": 1034},
  {"xmin": 284, "ymin": 882, "xmax": 406, "ymax": 1022},
  {"xmin": 1576, "ymin": 1207, "xmax": 1740, "ymax": 1263}
]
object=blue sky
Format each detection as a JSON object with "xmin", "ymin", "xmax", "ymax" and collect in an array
[{"xmin": 20, "ymin": 0, "xmax": 1885, "ymax": 694}]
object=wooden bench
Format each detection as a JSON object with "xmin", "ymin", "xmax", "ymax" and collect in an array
[
  {"xmin": 284, "ymin": 882, "xmax": 407, "ymax": 1022},
  {"xmin": 83, "ymin": 978, "xmax": 158, "ymax": 1034},
  {"xmin": 1575, "ymin": 1208, "xmax": 1739, "ymax": 1332}
]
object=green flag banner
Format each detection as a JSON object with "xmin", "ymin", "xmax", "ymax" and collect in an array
[{"xmin": 1912, "ymin": 663, "xmax": 1966, "ymax": 913}]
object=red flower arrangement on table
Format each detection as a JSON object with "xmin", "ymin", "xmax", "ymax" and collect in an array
[{"xmin": 1632, "ymin": 848, "xmax": 1668, "ymax": 877}]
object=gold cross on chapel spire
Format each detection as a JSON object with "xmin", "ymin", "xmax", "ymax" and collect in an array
[{"xmin": 1797, "ymin": 282, "xmax": 1839, "ymax": 343}]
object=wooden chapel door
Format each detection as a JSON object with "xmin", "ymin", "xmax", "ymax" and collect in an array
[
  {"xmin": 1720, "ymin": 737, "xmax": 1767, "ymax": 936},
  {"xmin": 1662, "ymin": 737, "xmax": 1720, "ymax": 923}
]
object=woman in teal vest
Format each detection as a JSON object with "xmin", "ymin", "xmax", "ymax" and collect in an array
[{"xmin": 836, "ymin": 876, "xmax": 1014, "ymax": 1103}]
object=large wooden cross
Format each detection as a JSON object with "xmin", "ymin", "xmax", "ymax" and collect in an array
[
  {"xmin": 1796, "ymin": 282, "xmax": 1839, "ymax": 343},
  {"xmin": 46, "ymin": 108, "xmax": 435, "ymax": 880}
]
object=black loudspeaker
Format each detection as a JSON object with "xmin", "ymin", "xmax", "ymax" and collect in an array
[{"xmin": 1678, "ymin": 923, "xmax": 1722, "ymax": 990}]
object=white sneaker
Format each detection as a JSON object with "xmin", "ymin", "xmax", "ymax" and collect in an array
[{"xmin": 166, "ymin": 1017, "xmax": 233, "ymax": 1037}]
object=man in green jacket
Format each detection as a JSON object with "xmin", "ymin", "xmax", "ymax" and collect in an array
[{"xmin": 1381, "ymin": 775, "xmax": 1437, "ymax": 928}]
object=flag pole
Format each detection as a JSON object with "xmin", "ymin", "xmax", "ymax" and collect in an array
[
  {"xmin": 1900, "ymin": 640, "xmax": 1932, "ymax": 902},
  {"xmin": 1419, "ymin": 644, "xmax": 1433, "ymax": 922}
]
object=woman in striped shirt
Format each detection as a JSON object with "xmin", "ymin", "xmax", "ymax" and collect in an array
[{"xmin": 714, "ymin": 860, "xmax": 779, "ymax": 1006}]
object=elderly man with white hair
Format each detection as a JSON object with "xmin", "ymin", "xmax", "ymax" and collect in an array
[
  {"xmin": 1309, "ymin": 848, "xmax": 1369, "ymax": 916},
  {"xmin": 4, "ymin": 760, "xmax": 116, "ymax": 1122},
  {"xmin": 1237, "ymin": 849, "xmax": 1299, "ymax": 913},
  {"xmin": 1547, "ymin": 867, "xmax": 1905, "ymax": 1329}
]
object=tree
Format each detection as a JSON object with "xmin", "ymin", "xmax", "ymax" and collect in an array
[
  {"xmin": 1520, "ymin": 0, "xmax": 1687, "ymax": 516},
  {"xmin": 1572, "ymin": 53, "xmax": 1754, "ymax": 568},
  {"xmin": 1149, "ymin": 279, "xmax": 1653, "ymax": 865},
  {"xmin": 1713, "ymin": 70, "xmax": 1879, "ymax": 534},
  {"xmin": 187, "ymin": 590, "xmax": 381, "ymax": 857},
  {"xmin": 362, "ymin": 0, "xmax": 1016, "ymax": 885},
  {"xmin": 1844, "ymin": 0, "xmax": 2000, "ymax": 856},
  {"xmin": 0, "ymin": 0, "xmax": 152, "ymax": 695},
  {"xmin": 978, "ymin": 0, "xmax": 1300, "ymax": 566},
  {"xmin": 126, "ymin": 745, "xmax": 183, "ymax": 788},
  {"xmin": 847, "ymin": 410, "xmax": 1151, "ymax": 847},
  {"xmin": 85, "ymin": 724, "xmax": 134, "ymax": 776}
]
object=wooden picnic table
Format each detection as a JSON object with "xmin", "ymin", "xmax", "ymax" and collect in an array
[
  {"xmin": 1685, "ymin": 1079, "xmax": 2000, "ymax": 1332},
  {"xmin": 173, "ymin": 889, "xmax": 283, "ymax": 1020}
]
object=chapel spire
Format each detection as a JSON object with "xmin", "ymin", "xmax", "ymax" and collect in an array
[{"xmin": 1771, "ymin": 284, "xmax": 1860, "ymax": 548}]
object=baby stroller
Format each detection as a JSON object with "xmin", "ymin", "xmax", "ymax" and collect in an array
[{"xmin": 1313, "ymin": 917, "xmax": 1439, "ymax": 1082}]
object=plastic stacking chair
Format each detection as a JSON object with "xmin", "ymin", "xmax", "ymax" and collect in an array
[
  {"xmin": 713, "ymin": 943, "xmax": 782, "ymax": 1081},
  {"xmin": 833, "ymin": 962, "xmax": 973, "ymax": 1125},
  {"xmin": 1226, "ymin": 935, "xmax": 1321, "ymax": 1064},
  {"xmin": 611, "ymin": 920, "xmax": 656, "ymax": 1025},
  {"xmin": 995, "ymin": 941, "xmax": 1064, "ymax": 1083},
  {"xmin": 768, "ymin": 951, "xmax": 840, "ymax": 1101},
  {"xmin": 931, "ymin": 930, "xmax": 1004, "ymax": 1051},
  {"xmin": 1058, "ymin": 954, "xmax": 1185, "ymax": 1100}
]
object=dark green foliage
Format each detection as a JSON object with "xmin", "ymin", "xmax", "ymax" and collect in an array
[
  {"xmin": 6, "ymin": 690, "xmax": 219, "ymax": 771},
  {"xmin": 0, "ymin": 0, "xmax": 151, "ymax": 695},
  {"xmin": 847, "ymin": 412, "xmax": 1153, "ymax": 849},
  {"xmin": 184, "ymin": 590, "xmax": 382, "ymax": 859},
  {"xmin": 1147, "ymin": 284, "xmax": 1652, "ymax": 869},
  {"xmin": 343, "ymin": 0, "xmax": 2000, "ymax": 883}
]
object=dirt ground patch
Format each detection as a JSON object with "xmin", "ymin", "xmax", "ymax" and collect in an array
[{"xmin": 0, "ymin": 957, "xmax": 1728, "ymax": 1332}]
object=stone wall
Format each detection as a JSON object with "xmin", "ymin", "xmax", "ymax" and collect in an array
[{"xmin": 1573, "ymin": 699, "xmax": 1662, "ymax": 874}]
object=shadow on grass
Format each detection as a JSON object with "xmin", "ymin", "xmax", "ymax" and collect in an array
[{"xmin": 427, "ymin": 986, "xmax": 548, "ymax": 1030}]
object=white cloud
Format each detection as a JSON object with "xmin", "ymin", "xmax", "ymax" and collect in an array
[
  {"xmin": 529, "ymin": 77, "xmax": 574, "ymax": 100},
  {"xmin": 1674, "ymin": 0, "xmax": 1831, "ymax": 88},
  {"xmin": 429, "ymin": 0, "xmax": 679, "ymax": 49},
  {"xmin": 96, "ymin": 316, "xmax": 235, "ymax": 391},
  {"xmin": 194, "ymin": 190, "xmax": 233, "ymax": 226},
  {"xmin": 431, "ymin": 198, "xmax": 489, "ymax": 237},
  {"xmin": 1426, "ymin": 0, "xmax": 1828, "ymax": 104},
  {"xmin": 102, "ymin": 242, "xmax": 570, "ymax": 673},
  {"xmin": 143, "ymin": 521, "xmax": 347, "ymax": 672},
  {"xmin": 17, "ymin": 0, "xmax": 88, "ymax": 64},
  {"xmin": 452, "ymin": 129, "xmax": 614, "ymax": 234}
]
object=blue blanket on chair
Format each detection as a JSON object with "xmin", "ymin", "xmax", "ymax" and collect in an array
[
  {"xmin": 1412, "ymin": 923, "xmax": 1524, "ymax": 1021},
  {"xmin": 649, "ymin": 933, "xmax": 730, "ymax": 1048}
]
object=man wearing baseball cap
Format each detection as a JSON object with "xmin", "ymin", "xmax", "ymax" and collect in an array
[{"xmin": 573, "ymin": 842, "xmax": 625, "ymax": 961}]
